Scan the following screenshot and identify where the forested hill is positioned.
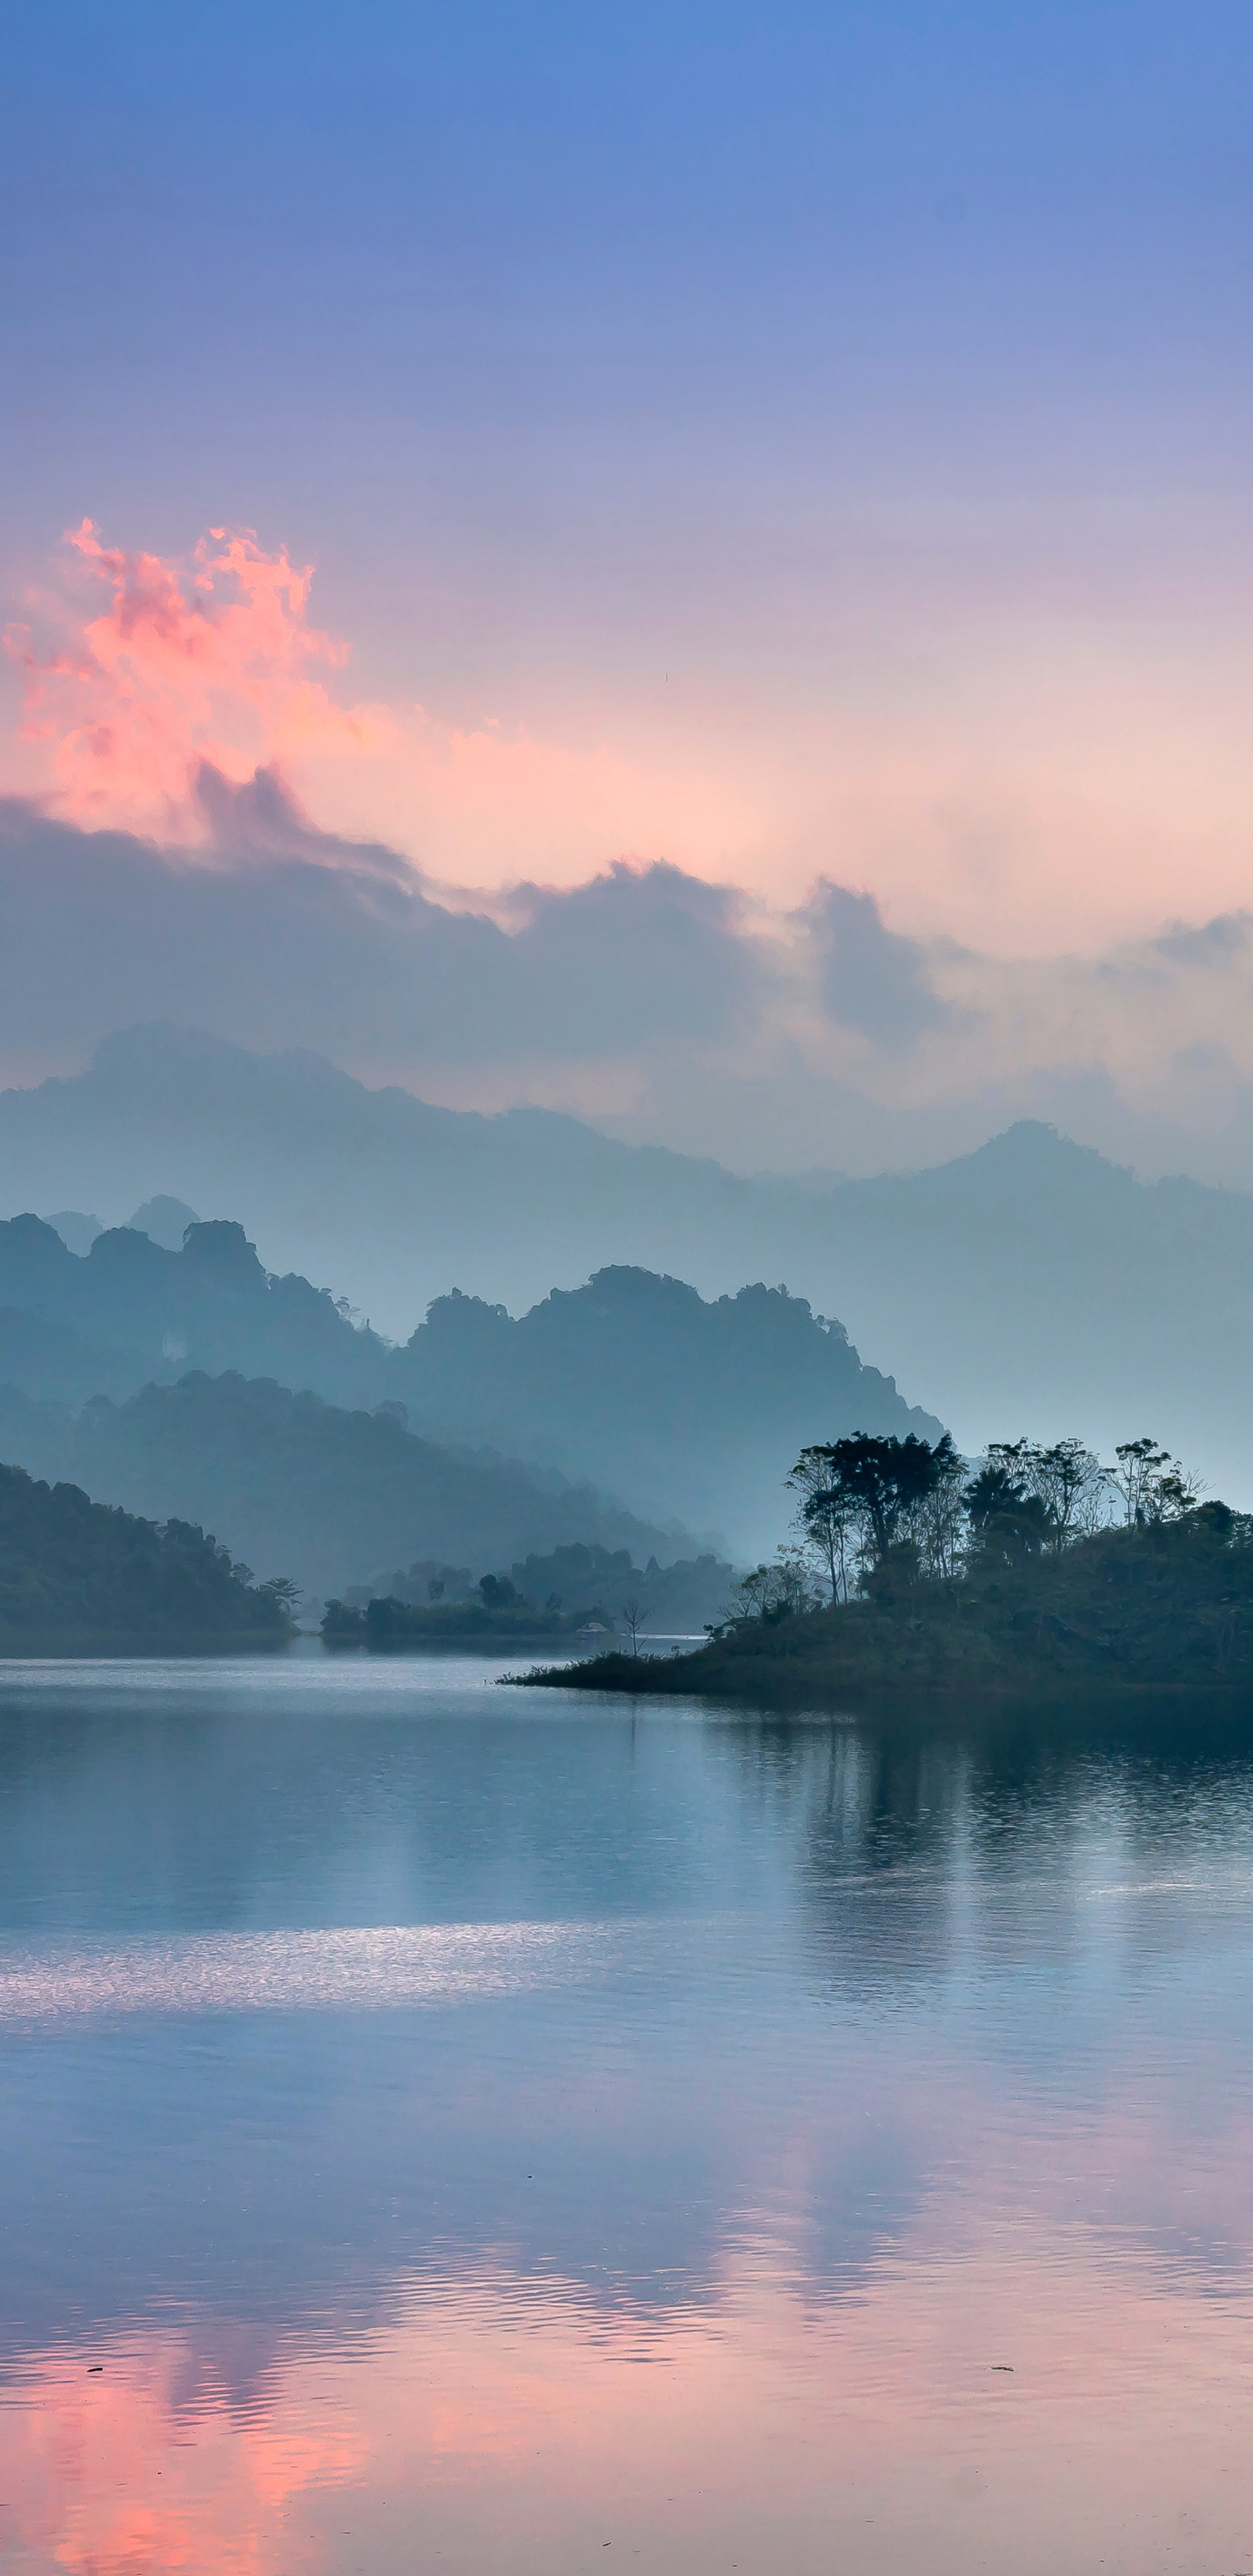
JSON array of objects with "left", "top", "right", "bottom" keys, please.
[
  {"left": 0, "top": 1221, "right": 938, "bottom": 1557},
  {"left": 0, "top": 1213, "right": 386, "bottom": 1407},
  {"left": 390, "top": 1270, "right": 940, "bottom": 1551},
  {"left": 0, "top": 1463, "right": 294, "bottom": 1648},
  {"left": 0, "top": 1373, "right": 690, "bottom": 1610}
]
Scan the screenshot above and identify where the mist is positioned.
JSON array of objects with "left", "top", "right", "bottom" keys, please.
[
  {"left": 0, "top": 784, "right": 1250, "bottom": 1592},
  {"left": 5, "top": 788, "right": 1253, "bottom": 1191}
]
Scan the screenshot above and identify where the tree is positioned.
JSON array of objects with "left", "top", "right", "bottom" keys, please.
[
  {"left": 730, "top": 1548, "right": 822, "bottom": 1624},
  {"left": 968, "top": 1488, "right": 1052, "bottom": 1563},
  {"left": 790, "top": 1432, "right": 960, "bottom": 1577},
  {"left": 910, "top": 1438, "right": 969, "bottom": 1580},
  {"left": 1112, "top": 1439, "right": 1197, "bottom": 1527},
  {"left": 962, "top": 1446, "right": 1033, "bottom": 1529},
  {"left": 787, "top": 1447, "right": 859, "bottom": 1603},
  {"left": 258, "top": 1574, "right": 302, "bottom": 1614},
  {"left": 621, "top": 1594, "right": 649, "bottom": 1657},
  {"left": 962, "top": 1444, "right": 1053, "bottom": 1561},
  {"left": 1033, "top": 1438, "right": 1107, "bottom": 1549},
  {"left": 964, "top": 1437, "right": 1106, "bottom": 1559}
]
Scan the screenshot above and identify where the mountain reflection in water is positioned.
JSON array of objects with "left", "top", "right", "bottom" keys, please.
[{"left": 2, "top": 1653, "right": 1252, "bottom": 2575}]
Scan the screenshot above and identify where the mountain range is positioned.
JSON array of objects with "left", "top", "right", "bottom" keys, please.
[
  {"left": 0, "top": 1376, "right": 691, "bottom": 1611},
  {"left": 0, "top": 1215, "right": 935, "bottom": 1560},
  {"left": 0, "top": 1022, "right": 1250, "bottom": 1503}
]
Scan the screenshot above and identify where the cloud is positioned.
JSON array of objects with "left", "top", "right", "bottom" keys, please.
[
  {"left": 1153, "top": 913, "right": 1249, "bottom": 969},
  {"left": 0, "top": 794, "right": 767, "bottom": 1085},
  {"left": 5, "top": 787, "right": 1253, "bottom": 1195},
  {"left": 805, "top": 880, "right": 954, "bottom": 1049},
  {"left": 4, "top": 522, "right": 394, "bottom": 836},
  {"left": 4, "top": 518, "right": 1253, "bottom": 1191},
  {"left": 1, "top": 520, "right": 789, "bottom": 902},
  {"left": 10, "top": 519, "right": 1253, "bottom": 966},
  {"left": 500, "top": 862, "right": 763, "bottom": 1051}
]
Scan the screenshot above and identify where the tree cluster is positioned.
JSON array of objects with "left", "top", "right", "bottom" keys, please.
[{"left": 727, "top": 1428, "right": 1199, "bottom": 1624}]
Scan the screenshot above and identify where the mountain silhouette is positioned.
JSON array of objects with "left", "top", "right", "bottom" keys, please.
[
  {"left": 0, "top": 1217, "right": 935, "bottom": 1556},
  {"left": 0, "top": 1373, "right": 693, "bottom": 1610},
  {"left": 0, "top": 1024, "right": 1249, "bottom": 1500}
]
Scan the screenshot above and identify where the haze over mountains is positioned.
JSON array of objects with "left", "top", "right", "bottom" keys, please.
[
  {"left": 0, "top": 1210, "right": 933, "bottom": 1565},
  {"left": 1, "top": 1022, "right": 1250, "bottom": 1505},
  {"left": 0, "top": 1377, "right": 695, "bottom": 1612}
]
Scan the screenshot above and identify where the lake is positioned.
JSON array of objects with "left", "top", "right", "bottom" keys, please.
[{"left": 3, "top": 1649, "right": 1253, "bottom": 2573}]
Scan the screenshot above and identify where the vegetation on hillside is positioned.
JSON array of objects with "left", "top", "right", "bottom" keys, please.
[
  {"left": 390, "top": 1270, "right": 941, "bottom": 1545},
  {"left": 0, "top": 1213, "right": 387, "bottom": 1408},
  {"left": 526, "top": 1430, "right": 1253, "bottom": 1700},
  {"left": 0, "top": 1462, "right": 297, "bottom": 1647}
]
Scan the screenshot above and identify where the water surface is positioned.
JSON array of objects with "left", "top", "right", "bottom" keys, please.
[{"left": 3, "top": 1651, "right": 1253, "bottom": 2573}]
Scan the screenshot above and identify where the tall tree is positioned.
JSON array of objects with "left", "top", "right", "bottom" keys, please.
[
  {"left": 621, "top": 1594, "right": 649, "bottom": 1656},
  {"left": 787, "top": 1446, "right": 860, "bottom": 1602},
  {"left": 1033, "top": 1438, "right": 1107, "bottom": 1550},
  {"left": 1112, "top": 1438, "right": 1197, "bottom": 1526},
  {"left": 789, "top": 1432, "right": 959, "bottom": 1574}
]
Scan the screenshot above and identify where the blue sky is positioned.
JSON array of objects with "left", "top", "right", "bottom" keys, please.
[{"left": 3, "top": 1, "right": 1252, "bottom": 954}]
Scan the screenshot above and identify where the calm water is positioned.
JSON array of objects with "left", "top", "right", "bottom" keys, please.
[{"left": 3, "top": 1654, "right": 1253, "bottom": 2573}]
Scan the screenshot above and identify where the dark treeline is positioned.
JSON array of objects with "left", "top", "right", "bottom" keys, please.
[{"left": 750, "top": 1427, "right": 1196, "bottom": 1615}]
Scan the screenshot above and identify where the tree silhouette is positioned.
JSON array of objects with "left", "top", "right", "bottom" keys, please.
[
  {"left": 621, "top": 1594, "right": 649, "bottom": 1656},
  {"left": 791, "top": 1432, "right": 959, "bottom": 1572}
]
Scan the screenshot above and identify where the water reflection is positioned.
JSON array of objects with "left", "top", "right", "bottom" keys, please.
[{"left": 3, "top": 1660, "right": 1253, "bottom": 2572}]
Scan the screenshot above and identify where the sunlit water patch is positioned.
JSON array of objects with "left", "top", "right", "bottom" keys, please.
[{"left": 0, "top": 1921, "right": 626, "bottom": 2021}]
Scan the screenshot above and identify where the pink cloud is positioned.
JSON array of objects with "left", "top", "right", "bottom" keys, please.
[
  {"left": 4, "top": 521, "right": 394, "bottom": 837},
  {"left": 8, "top": 518, "right": 1253, "bottom": 963}
]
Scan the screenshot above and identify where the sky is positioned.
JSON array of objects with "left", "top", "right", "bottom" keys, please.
[{"left": 2, "top": 1, "right": 1253, "bottom": 1173}]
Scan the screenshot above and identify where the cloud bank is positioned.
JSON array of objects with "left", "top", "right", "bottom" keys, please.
[
  {"left": 2, "top": 775, "right": 1253, "bottom": 1189},
  {"left": 3, "top": 522, "right": 763, "bottom": 906},
  {"left": 4, "top": 519, "right": 1253, "bottom": 1189},
  {"left": 8, "top": 520, "right": 1253, "bottom": 963}
]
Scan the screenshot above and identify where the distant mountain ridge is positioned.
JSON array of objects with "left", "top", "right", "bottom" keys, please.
[
  {"left": 0, "top": 1218, "right": 936, "bottom": 1555},
  {"left": 0, "top": 1213, "right": 385, "bottom": 1408},
  {"left": 389, "top": 1268, "right": 937, "bottom": 1545},
  {"left": 0, "top": 1023, "right": 1250, "bottom": 1503},
  {"left": 0, "top": 1023, "right": 790, "bottom": 1336},
  {"left": 0, "top": 1375, "right": 692, "bottom": 1609}
]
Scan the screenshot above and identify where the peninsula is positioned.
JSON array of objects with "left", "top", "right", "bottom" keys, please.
[{"left": 521, "top": 1433, "right": 1253, "bottom": 1705}]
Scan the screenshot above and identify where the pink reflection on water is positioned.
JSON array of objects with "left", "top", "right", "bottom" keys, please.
[{"left": 5, "top": 2233, "right": 1253, "bottom": 2576}]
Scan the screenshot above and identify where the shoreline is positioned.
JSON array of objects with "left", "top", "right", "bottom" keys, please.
[{"left": 509, "top": 1644, "right": 1253, "bottom": 1721}]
